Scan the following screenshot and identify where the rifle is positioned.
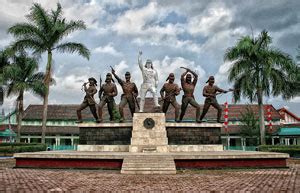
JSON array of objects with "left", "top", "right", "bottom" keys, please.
[
  {"left": 180, "top": 67, "right": 189, "bottom": 71},
  {"left": 215, "top": 88, "right": 235, "bottom": 96},
  {"left": 159, "top": 88, "right": 182, "bottom": 102},
  {"left": 98, "top": 75, "right": 102, "bottom": 100},
  {"left": 110, "top": 65, "right": 115, "bottom": 72}
]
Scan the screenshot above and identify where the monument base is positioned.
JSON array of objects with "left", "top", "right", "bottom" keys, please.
[
  {"left": 77, "top": 145, "right": 223, "bottom": 152},
  {"left": 14, "top": 151, "right": 289, "bottom": 170},
  {"left": 15, "top": 113, "right": 288, "bottom": 173}
]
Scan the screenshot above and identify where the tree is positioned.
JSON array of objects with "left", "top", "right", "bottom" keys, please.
[
  {"left": 224, "top": 30, "right": 298, "bottom": 145},
  {"left": 240, "top": 106, "right": 260, "bottom": 146},
  {"left": 8, "top": 3, "right": 90, "bottom": 143},
  {"left": 0, "top": 49, "right": 11, "bottom": 105},
  {"left": 3, "top": 51, "right": 45, "bottom": 142}
]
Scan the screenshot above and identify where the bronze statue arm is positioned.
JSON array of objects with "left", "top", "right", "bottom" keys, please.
[
  {"left": 111, "top": 84, "right": 118, "bottom": 97},
  {"left": 216, "top": 86, "right": 227, "bottom": 93},
  {"left": 189, "top": 69, "right": 198, "bottom": 85},
  {"left": 203, "top": 87, "right": 214, "bottom": 97},
  {"left": 112, "top": 71, "right": 123, "bottom": 86},
  {"left": 175, "top": 85, "right": 181, "bottom": 95},
  {"left": 133, "top": 83, "right": 139, "bottom": 97},
  {"left": 181, "top": 71, "right": 188, "bottom": 86},
  {"left": 160, "top": 85, "right": 165, "bottom": 99},
  {"left": 87, "top": 87, "right": 97, "bottom": 96}
]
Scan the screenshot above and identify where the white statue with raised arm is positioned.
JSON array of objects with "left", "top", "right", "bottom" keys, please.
[{"left": 138, "top": 51, "right": 160, "bottom": 112}]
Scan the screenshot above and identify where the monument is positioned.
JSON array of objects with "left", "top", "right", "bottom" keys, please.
[
  {"left": 13, "top": 61, "right": 289, "bottom": 174},
  {"left": 111, "top": 67, "right": 139, "bottom": 122},
  {"left": 178, "top": 67, "right": 201, "bottom": 122},
  {"left": 76, "top": 77, "right": 100, "bottom": 123},
  {"left": 98, "top": 73, "right": 118, "bottom": 122},
  {"left": 199, "top": 76, "right": 229, "bottom": 123},
  {"left": 138, "top": 51, "right": 160, "bottom": 112},
  {"left": 160, "top": 73, "right": 181, "bottom": 122}
]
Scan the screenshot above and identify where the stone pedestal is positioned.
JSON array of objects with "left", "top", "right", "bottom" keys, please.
[{"left": 129, "top": 113, "right": 169, "bottom": 153}]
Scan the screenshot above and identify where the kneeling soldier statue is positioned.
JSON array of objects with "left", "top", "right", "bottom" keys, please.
[
  {"left": 111, "top": 67, "right": 138, "bottom": 122},
  {"left": 199, "top": 76, "right": 228, "bottom": 123},
  {"left": 98, "top": 73, "right": 118, "bottom": 122},
  {"left": 76, "top": 77, "right": 100, "bottom": 123},
  {"left": 160, "top": 73, "right": 181, "bottom": 122}
]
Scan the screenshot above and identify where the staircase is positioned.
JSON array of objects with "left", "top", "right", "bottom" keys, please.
[{"left": 121, "top": 155, "right": 176, "bottom": 174}]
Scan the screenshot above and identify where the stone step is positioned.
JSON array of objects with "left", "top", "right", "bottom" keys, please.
[
  {"left": 122, "top": 162, "right": 174, "bottom": 166},
  {"left": 121, "top": 155, "right": 176, "bottom": 174},
  {"left": 121, "top": 170, "right": 177, "bottom": 175},
  {"left": 122, "top": 167, "right": 175, "bottom": 171}
]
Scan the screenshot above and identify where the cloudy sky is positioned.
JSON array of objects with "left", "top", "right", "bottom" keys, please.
[{"left": 1, "top": 0, "right": 300, "bottom": 116}]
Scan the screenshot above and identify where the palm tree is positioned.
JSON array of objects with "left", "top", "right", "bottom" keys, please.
[
  {"left": 8, "top": 3, "right": 90, "bottom": 143},
  {"left": 224, "top": 30, "right": 298, "bottom": 145},
  {"left": 0, "top": 49, "right": 11, "bottom": 105},
  {"left": 3, "top": 51, "right": 45, "bottom": 143}
]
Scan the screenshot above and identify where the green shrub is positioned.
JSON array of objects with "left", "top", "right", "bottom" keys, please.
[
  {"left": 258, "top": 145, "right": 300, "bottom": 157},
  {"left": 0, "top": 143, "right": 47, "bottom": 154}
]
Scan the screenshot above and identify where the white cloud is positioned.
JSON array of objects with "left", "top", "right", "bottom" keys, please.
[
  {"left": 188, "top": 5, "right": 232, "bottom": 36},
  {"left": 155, "top": 56, "right": 206, "bottom": 81},
  {"left": 112, "top": 2, "right": 160, "bottom": 35},
  {"left": 93, "top": 43, "right": 123, "bottom": 56},
  {"left": 214, "top": 60, "right": 235, "bottom": 86},
  {"left": 113, "top": 60, "right": 129, "bottom": 73},
  {"left": 290, "top": 97, "right": 300, "bottom": 103}
]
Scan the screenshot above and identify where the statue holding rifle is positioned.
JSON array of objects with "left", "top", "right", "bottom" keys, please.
[
  {"left": 199, "top": 76, "right": 231, "bottom": 123},
  {"left": 138, "top": 51, "right": 160, "bottom": 112},
  {"left": 160, "top": 73, "right": 181, "bottom": 122},
  {"left": 111, "top": 66, "right": 139, "bottom": 122},
  {"left": 98, "top": 73, "right": 118, "bottom": 122},
  {"left": 76, "top": 77, "right": 100, "bottom": 123}
]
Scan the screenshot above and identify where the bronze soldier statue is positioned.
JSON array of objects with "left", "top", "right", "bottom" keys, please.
[
  {"left": 111, "top": 67, "right": 138, "bottom": 122},
  {"left": 76, "top": 77, "right": 100, "bottom": 123},
  {"left": 98, "top": 73, "right": 118, "bottom": 122},
  {"left": 199, "top": 76, "right": 228, "bottom": 123},
  {"left": 178, "top": 68, "right": 201, "bottom": 122},
  {"left": 160, "top": 73, "right": 181, "bottom": 122}
]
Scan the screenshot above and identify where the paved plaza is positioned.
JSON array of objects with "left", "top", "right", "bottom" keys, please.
[{"left": 0, "top": 158, "right": 299, "bottom": 192}]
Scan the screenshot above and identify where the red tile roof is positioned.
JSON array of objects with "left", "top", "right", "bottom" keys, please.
[
  {"left": 10, "top": 125, "right": 78, "bottom": 135},
  {"left": 277, "top": 108, "right": 300, "bottom": 121}
]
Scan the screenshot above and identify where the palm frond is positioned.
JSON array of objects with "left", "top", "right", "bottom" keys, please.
[
  {"left": 60, "top": 20, "right": 86, "bottom": 38},
  {"left": 54, "top": 42, "right": 90, "bottom": 59},
  {"left": 8, "top": 23, "right": 47, "bottom": 42},
  {"left": 26, "top": 3, "right": 50, "bottom": 33},
  {"left": 228, "top": 59, "right": 253, "bottom": 82},
  {"left": 10, "top": 39, "right": 45, "bottom": 56},
  {"left": 51, "top": 3, "right": 63, "bottom": 24}
]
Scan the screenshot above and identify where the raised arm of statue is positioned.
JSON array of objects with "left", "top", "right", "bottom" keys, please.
[
  {"left": 191, "top": 70, "right": 198, "bottom": 85},
  {"left": 181, "top": 71, "right": 188, "bottom": 87},
  {"left": 138, "top": 51, "right": 143, "bottom": 71},
  {"left": 111, "top": 68, "right": 123, "bottom": 86}
]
